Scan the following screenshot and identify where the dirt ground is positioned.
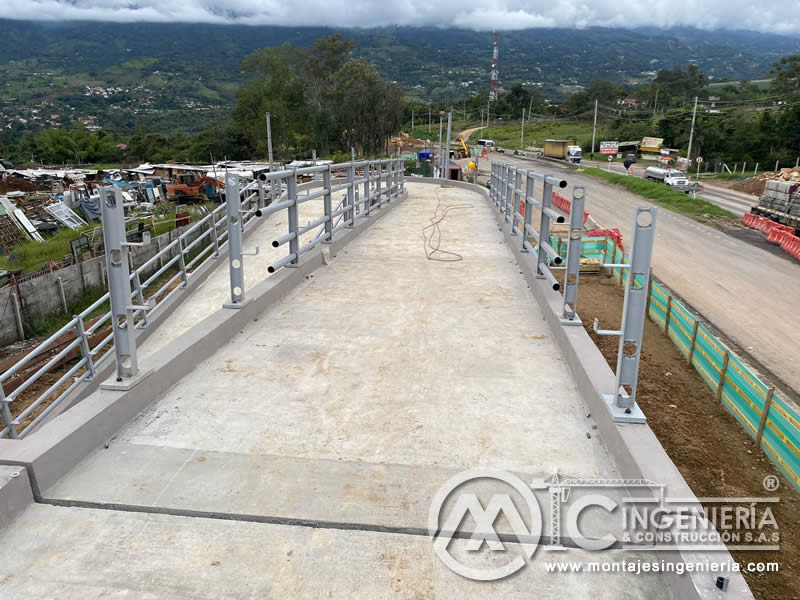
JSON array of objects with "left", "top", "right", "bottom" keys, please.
[{"left": 577, "top": 274, "right": 798, "bottom": 600}]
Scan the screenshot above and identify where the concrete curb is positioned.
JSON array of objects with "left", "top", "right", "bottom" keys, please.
[
  {"left": 415, "top": 176, "right": 753, "bottom": 600},
  {"left": 0, "top": 191, "right": 406, "bottom": 498},
  {"left": 0, "top": 466, "right": 33, "bottom": 530}
]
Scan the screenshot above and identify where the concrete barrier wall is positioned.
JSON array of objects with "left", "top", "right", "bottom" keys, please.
[{"left": 0, "top": 223, "right": 205, "bottom": 345}]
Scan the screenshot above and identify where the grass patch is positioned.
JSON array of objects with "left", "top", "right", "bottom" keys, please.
[
  {"left": 579, "top": 167, "right": 734, "bottom": 219},
  {"left": 23, "top": 284, "right": 110, "bottom": 339},
  {"left": 467, "top": 120, "right": 606, "bottom": 150},
  {"left": 0, "top": 228, "right": 92, "bottom": 272},
  {"left": 689, "top": 172, "right": 749, "bottom": 181}
]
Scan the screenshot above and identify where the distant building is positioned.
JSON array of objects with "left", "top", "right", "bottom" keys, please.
[{"left": 617, "top": 98, "right": 639, "bottom": 110}]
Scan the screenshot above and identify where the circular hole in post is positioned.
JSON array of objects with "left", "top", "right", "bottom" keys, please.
[
  {"left": 110, "top": 249, "right": 122, "bottom": 266},
  {"left": 259, "top": 174, "right": 267, "bottom": 181},
  {"left": 570, "top": 228, "right": 581, "bottom": 240},
  {"left": 623, "top": 342, "right": 638, "bottom": 357},
  {"left": 230, "top": 216, "right": 239, "bottom": 225},
  {"left": 574, "top": 187, "right": 585, "bottom": 200},
  {"left": 231, "top": 259, "right": 241, "bottom": 269},
  {"left": 567, "top": 274, "right": 578, "bottom": 285},
  {"left": 233, "top": 286, "right": 242, "bottom": 296},
  {"left": 637, "top": 210, "right": 653, "bottom": 227},
  {"left": 120, "top": 356, "right": 131, "bottom": 369}
]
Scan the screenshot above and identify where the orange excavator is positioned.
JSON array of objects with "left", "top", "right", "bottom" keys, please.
[{"left": 166, "top": 175, "right": 224, "bottom": 201}]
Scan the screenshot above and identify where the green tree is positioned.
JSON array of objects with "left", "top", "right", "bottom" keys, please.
[{"left": 771, "top": 56, "right": 800, "bottom": 94}]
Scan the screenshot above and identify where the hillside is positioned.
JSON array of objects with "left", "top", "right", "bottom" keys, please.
[{"left": 1, "top": 20, "right": 799, "bottom": 138}]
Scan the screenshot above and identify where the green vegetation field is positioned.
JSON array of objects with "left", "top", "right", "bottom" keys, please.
[
  {"left": 461, "top": 120, "right": 606, "bottom": 150},
  {"left": 579, "top": 167, "right": 733, "bottom": 220}
]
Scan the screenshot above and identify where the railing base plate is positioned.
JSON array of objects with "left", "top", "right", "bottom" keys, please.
[
  {"left": 100, "top": 369, "right": 153, "bottom": 392},
  {"left": 602, "top": 394, "right": 647, "bottom": 424},
  {"left": 560, "top": 315, "right": 583, "bottom": 327}
]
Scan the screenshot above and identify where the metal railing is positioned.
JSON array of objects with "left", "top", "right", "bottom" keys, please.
[
  {"left": 261, "top": 158, "right": 404, "bottom": 278},
  {"left": 0, "top": 157, "right": 406, "bottom": 439},
  {"left": 0, "top": 172, "right": 265, "bottom": 438},
  {"left": 491, "top": 160, "right": 656, "bottom": 423}
]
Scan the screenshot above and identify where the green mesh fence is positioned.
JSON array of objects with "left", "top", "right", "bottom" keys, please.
[
  {"left": 647, "top": 264, "right": 800, "bottom": 491},
  {"left": 555, "top": 235, "right": 800, "bottom": 490}
]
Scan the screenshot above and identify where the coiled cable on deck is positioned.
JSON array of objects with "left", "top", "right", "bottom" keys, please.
[{"left": 422, "top": 192, "right": 472, "bottom": 262}]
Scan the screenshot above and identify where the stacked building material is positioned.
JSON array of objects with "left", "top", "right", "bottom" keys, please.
[{"left": 750, "top": 179, "right": 800, "bottom": 230}]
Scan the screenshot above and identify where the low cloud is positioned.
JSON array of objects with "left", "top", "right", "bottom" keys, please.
[{"left": 1, "top": 0, "right": 799, "bottom": 34}]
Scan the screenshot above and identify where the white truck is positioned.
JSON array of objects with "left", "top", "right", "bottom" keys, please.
[{"left": 645, "top": 166, "right": 692, "bottom": 192}]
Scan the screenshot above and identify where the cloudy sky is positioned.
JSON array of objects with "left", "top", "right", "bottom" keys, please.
[{"left": 1, "top": 0, "right": 797, "bottom": 34}]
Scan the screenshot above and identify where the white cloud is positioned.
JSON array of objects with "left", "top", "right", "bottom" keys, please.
[{"left": 1, "top": 0, "right": 799, "bottom": 34}]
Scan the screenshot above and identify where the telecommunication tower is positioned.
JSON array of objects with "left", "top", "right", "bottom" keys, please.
[{"left": 489, "top": 32, "right": 500, "bottom": 102}]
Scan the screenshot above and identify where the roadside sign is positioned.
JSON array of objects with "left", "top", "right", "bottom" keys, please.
[
  {"left": 608, "top": 156, "right": 612, "bottom": 162},
  {"left": 600, "top": 141, "right": 618, "bottom": 155},
  {"left": 696, "top": 156, "right": 703, "bottom": 164}
]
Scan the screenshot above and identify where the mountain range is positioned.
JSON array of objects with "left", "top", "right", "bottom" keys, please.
[{"left": 1, "top": 20, "right": 799, "bottom": 136}]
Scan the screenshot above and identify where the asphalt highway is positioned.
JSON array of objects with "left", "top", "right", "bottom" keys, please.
[{"left": 480, "top": 153, "right": 800, "bottom": 398}]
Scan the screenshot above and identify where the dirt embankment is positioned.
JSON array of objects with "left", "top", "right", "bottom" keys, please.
[
  {"left": 0, "top": 177, "right": 46, "bottom": 194},
  {"left": 578, "top": 274, "right": 798, "bottom": 600}
]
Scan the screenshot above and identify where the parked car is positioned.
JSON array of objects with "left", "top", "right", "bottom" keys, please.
[{"left": 496, "top": 147, "right": 505, "bottom": 153}]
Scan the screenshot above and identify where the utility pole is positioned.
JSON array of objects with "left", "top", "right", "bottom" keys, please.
[
  {"left": 591, "top": 98, "right": 597, "bottom": 158},
  {"left": 464, "top": 99, "right": 467, "bottom": 121},
  {"left": 266, "top": 112, "right": 274, "bottom": 167},
  {"left": 266, "top": 111, "right": 275, "bottom": 201},
  {"left": 686, "top": 96, "right": 698, "bottom": 168},
  {"left": 520, "top": 108, "right": 525, "bottom": 149},
  {"left": 411, "top": 109, "right": 414, "bottom": 135},
  {"left": 653, "top": 87, "right": 659, "bottom": 116},
  {"left": 487, "top": 99, "right": 490, "bottom": 127},
  {"left": 428, "top": 105, "right": 431, "bottom": 134},
  {"left": 445, "top": 111, "right": 452, "bottom": 179},
  {"left": 438, "top": 113, "right": 444, "bottom": 177}
]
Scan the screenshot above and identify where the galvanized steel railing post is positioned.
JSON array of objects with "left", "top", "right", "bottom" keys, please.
[
  {"left": 561, "top": 186, "right": 586, "bottom": 325},
  {"left": 593, "top": 207, "right": 656, "bottom": 423},
  {"left": 210, "top": 212, "right": 220, "bottom": 258},
  {"left": 176, "top": 237, "right": 188, "bottom": 288},
  {"left": 536, "top": 180, "right": 554, "bottom": 278},
  {"left": 398, "top": 157, "right": 405, "bottom": 194},
  {"left": 504, "top": 166, "right": 512, "bottom": 222},
  {"left": 376, "top": 162, "right": 383, "bottom": 206},
  {"left": 323, "top": 165, "right": 333, "bottom": 242},
  {"left": 75, "top": 315, "right": 96, "bottom": 380},
  {"left": 364, "top": 163, "right": 372, "bottom": 216},
  {"left": 522, "top": 173, "right": 534, "bottom": 252},
  {"left": 133, "top": 269, "right": 148, "bottom": 327},
  {"left": 224, "top": 172, "right": 245, "bottom": 307},
  {"left": 287, "top": 170, "right": 300, "bottom": 263},
  {"left": 386, "top": 159, "right": 393, "bottom": 201},
  {"left": 0, "top": 385, "right": 17, "bottom": 439},
  {"left": 494, "top": 164, "right": 500, "bottom": 207},
  {"left": 100, "top": 186, "right": 148, "bottom": 389},
  {"left": 347, "top": 163, "right": 356, "bottom": 226},
  {"left": 511, "top": 168, "right": 522, "bottom": 235},
  {"left": 257, "top": 176, "right": 266, "bottom": 209}
]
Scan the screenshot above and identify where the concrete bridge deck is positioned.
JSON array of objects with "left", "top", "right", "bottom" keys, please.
[{"left": 0, "top": 182, "right": 712, "bottom": 598}]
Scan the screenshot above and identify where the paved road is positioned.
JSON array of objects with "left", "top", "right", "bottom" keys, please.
[
  {"left": 581, "top": 159, "right": 756, "bottom": 217},
  {"left": 485, "top": 154, "right": 800, "bottom": 397}
]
